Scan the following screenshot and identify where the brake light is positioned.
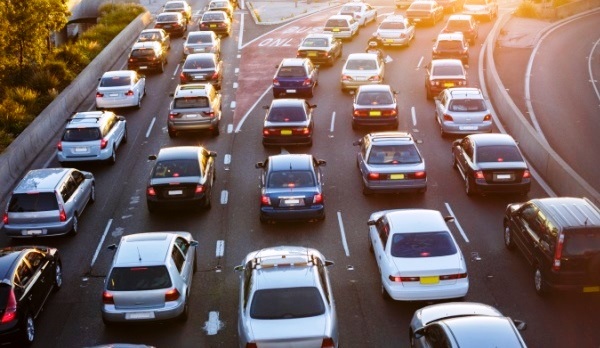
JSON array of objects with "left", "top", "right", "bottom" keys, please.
[
  {"left": 368, "top": 173, "right": 380, "bottom": 180},
  {"left": 313, "top": 193, "right": 323, "bottom": 204},
  {"left": 165, "top": 288, "right": 180, "bottom": 301},
  {"left": 298, "top": 127, "right": 310, "bottom": 135},
  {"left": 552, "top": 234, "right": 564, "bottom": 271},
  {"left": 147, "top": 187, "right": 156, "bottom": 196},
  {"left": 125, "top": 90, "right": 134, "bottom": 97},
  {"left": 211, "top": 72, "right": 219, "bottom": 80},
  {"left": 440, "top": 273, "right": 468, "bottom": 280},
  {"left": 389, "top": 275, "right": 419, "bottom": 282},
  {"left": 96, "top": 92, "right": 104, "bottom": 98},
  {"left": 322, "top": 338, "right": 335, "bottom": 348},
  {"left": 483, "top": 114, "right": 492, "bottom": 121},
  {"left": 59, "top": 204, "right": 67, "bottom": 222},
  {"left": 368, "top": 75, "right": 381, "bottom": 82},
  {"left": 341, "top": 75, "right": 351, "bottom": 81},
  {"left": 180, "top": 73, "right": 187, "bottom": 82},
  {"left": 302, "top": 78, "right": 312, "bottom": 86},
  {"left": 1, "top": 289, "right": 17, "bottom": 323},
  {"left": 57, "top": 141, "right": 63, "bottom": 151},
  {"left": 202, "top": 111, "right": 215, "bottom": 118},
  {"left": 522, "top": 170, "right": 531, "bottom": 178},
  {"left": 245, "top": 344, "right": 258, "bottom": 348},
  {"left": 100, "top": 138, "right": 108, "bottom": 149},
  {"left": 273, "top": 78, "right": 280, "bottom": 86},
  {"left": 2, "top": 212, "right": 7, "bottom": 225},
  {"left": 169, "top": 112, "right": 180, "bottom": 119},
  {"left": 459, "top": 80, "right": 467, "bottom": 86},
  {"left": 261, "top": 195, "right": 271, "bottom": 206},
  {"left": 474, "top": 171, "right": 484, "bottom": 179},
  {"left": 443, "top": 114, "right": 453, "bottom": 121},
  {"left": 413, "top": 171, "right": 426, "bottom": 179},
  {"left": 353, "top": 110, "right": 367, "bottom": 117},
  {"left": 102, "top": 291, "right": 114, "bottom": 305},
  {"left": 195, "top": 185, "right": 205, "bottom": 193}
]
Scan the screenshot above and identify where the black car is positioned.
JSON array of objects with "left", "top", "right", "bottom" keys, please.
[
  {"left": 146, "top": 146, "right": 217, "bottom": 212},
  {"left": 296, "top": 33, "right": 343, "bottom": 66},
  {"left": 0, "top": 246, "right": 62, "bottom": 346},
  {"left": 256, "top": 154, "right": 326, "bottom": 223},
  {"left": 199, "top": 10, "right": 232, "bottom": 36},
  {"left": 432, "top": 32, "right": 470, "bottom": 65},
  {"left": 425, "top": 59, "right": 467, "bottom": 100},
  {"left": 262, "top": 98, "right": 315, "bottom": 147},
  {"left": 180, "top": 53, "right": 223, "bottom": 89},
  {"left": 154, "top": 12, "right": 187, "bottom": 37},
  {"left": 352, "top": 84, "right": 398, "bottom": 129},
  {"left": 452, "top": 133, "right": 531, "bottom": 196},
  {"left": 128, "top": 41, "right": 169, "bottom": 73}
]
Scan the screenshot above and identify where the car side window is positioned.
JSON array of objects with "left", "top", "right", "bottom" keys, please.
[
  {"left": 174, "top": 237, "right": 190, "bottom": 256},
  {"left": 61, "top": 176, "right": 77, "bottom": 202},
  {"left": 71, "top": 170, "right": 84, "bottom": 187},
  {"left": 15, "top": 261, "right": 34, "bottom": 287},
  {"left": 171, "top": 246, "right": 185, "bottom": 273},
  {"left": 316, "top": 258, "right": 331, "bottom": 304},
  {"left": 519, "top": 204, "right": 542, "bottom": 239},
  {"left": 242, "top": 262, "right": 253, "bottom": 308},
  {"left": 426, "top": 324, "right": 451, "bottom": 348},
  {"left": 200, "top": 151, "right": 209, "bottom": 175},
  {"left": 376, "top": 218, "right": 390, "bottom": 247},
  {"left": 25, "top": 251, "right": 45, "bottom": 274}
]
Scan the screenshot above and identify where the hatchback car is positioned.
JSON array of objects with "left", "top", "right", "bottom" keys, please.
[
  {"left": 183, "top": 31, "right": 221, "bottom": 57},
  {"left": 354, "top": 132, "right": 426, "bottom": 194},
  {"left": 434, "top": 87, "right": 492, "bottom": 136},
  {"left": 96, "top": 70, "right": 146, "bottom": 109},
  {"left": 2, "top": 168, "right": 95, "bottom": 237},
  {"left": 163, "top": 0, "right": 192, "bottom": 23},
  {"left": 425, "top": 59, "right": 467, "bottom": 99},
  {"left": 432, "top": 32, "right": 470, "bottom": 65},
  {"left": 452, "top": 133, "right": 531, "bottom": 196},
  {"left": 337, "top": 2, "right": 377, "bottom": 26},
  {"left": 0, "top": 246, "right": 62, "bottom": 345},
  {"left": 199, "top": 10, "right": 232, "bottom": 36},
  {"left": 208, "top": 0, "right": 234, "bottom": 18},
  {"left": 406, "top": 0, "right": 444, "bottom": 26},
  {"left": 273, "top": 58, "right": 319, "bottom": 98},
  {"left": 341, "top": 53, "right": 385, "bottom": 92},
  {"left": 154, "top": 12, "right": 187, "bottom": 37},
  {"left": 368, "top": 209, "right": 469, "bottom": 301},
  {"left": 352, "top": 84, "right": 398, "bottom": 129},
  {"left": 180, "top": 53, "right": 223, "bottom": 89},
  {"left": 374, "top": 15, "right": 415, "bottom": 47},
  {"left": 296, "top": 33, "right": 343, "bottom": 66},
  {"left": 256, "top": 154, "right": 326, "bottom": 223},
  {"left": 146, "top": 146, "right": 217, "bottom": 212},
  {"left": 57, "top": 111, "right": 127, "bottom": 165},
  {"left": 136, "top": 28, "right": 171, "bottom": 51},
  {"left": 409, "top": 302, "right": 527, "bottom": 348},
  {"left": 262, "top": 98, "right": 315, "bottom": 146},
  {"left": 462, "top": 0, "right": 498, "bottom": 21},
  {"left": 127, "top": 41, "right": 169, "bottom": 73},
  {"left": 442, "top": 14, "right": 479, "bottom": 44},
  {"left": 101, "top": 232, "right": 198, "bottom": 324},
  {"left": 322, "top": 15, "right": 359, "bottom": 40},
  {"left": 167, "top": 83, "right": 222, "bottom": 137},
  {"left": 235, "top": 246, "right": 338, "bottom": 348}
]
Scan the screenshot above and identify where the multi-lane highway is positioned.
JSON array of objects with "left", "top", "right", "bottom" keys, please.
[{"left": 3, "top": 1, "right": 599, "bottom": 347}]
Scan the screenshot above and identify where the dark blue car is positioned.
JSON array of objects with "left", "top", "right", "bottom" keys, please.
[{"left": 272, "top": 58, "right": 319, "bottom": 98}]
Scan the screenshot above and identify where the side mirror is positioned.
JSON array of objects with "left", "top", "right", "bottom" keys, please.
[
  {"left": 107, "top": 244, "right": 117, "bottom": 251},
  {"left": 413, "top": 327, "right": 426, "bottom": 339},
  {"left": 169, "top": 92, "right": 175, "bottom": 97},
  {"left": 190, "top": 240, "right": 199, "bottom": 247},
  {"left": 310, "top": 104, "right": 317, "bottom": 109},
  {"left": 148, "top": 155, "right": 157, "bottom": 161},
  {"left": 97, "top": 78, "right": 101, "bottom": 81},
  {"left": 352, "top": 139, "right": 363, "bottom": 146},
  {"left": 84, "top": 173, "right": 94, "bottom": 180},
  {"left": 139, "top": 74, "right": 146, "bottom": 79},
  {"left": 255, "top": 162, "right": 265, "bottom": 169},
  {"left": 367, "top": 220, "right": 376, "bottom": 226},
  {"left": 325, "top": 260, "right": 334, "bottom": 267},
  {"left": 234, "top": 265, "right": 244, "bottom": 272},
  {"left": 444, "top": 216, "right": 455, "bottom": 223},
  {"left": 118, "top": 116, "right": 126, "bottom": 121},
  {"left": 317, "top": 159, "right": 326, "bottom": 166},
  {"left": 209, "top": 151, "right": 218, "bottom": 157},
  {"left": 513, "top": 319, "right": 527, "bottom": 331}
]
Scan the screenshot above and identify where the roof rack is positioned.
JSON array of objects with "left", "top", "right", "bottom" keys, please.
[{"left": 252, "top": 253, "right": 315, "bottom": 269}]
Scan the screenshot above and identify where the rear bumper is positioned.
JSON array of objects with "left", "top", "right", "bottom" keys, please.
[
  {"left": 3, "top": 220, "right": 73, "bottom": 237},
  {"left": 474, "top": 179, "right": 531, "bottom": 194},
  {"left": 101, "top": 300, "right": 186, "bottom": 323},
  {"left": 353, "top": 116, "right": 398, "bottom": 127},
  {"left": 58, "top": 148, "right": 113, "bottom": 163},
  {"left": 263, "top": 135, "right": 312, "bottom": 146},
  {"left": 363, "top": 178, "right": 427, "bottom": 193},
  {"left": 385, "top": 277, "right": 469, "bottom": 301},
  {"left": 260, "top": 205, "right": 324, "bottom": 221}
]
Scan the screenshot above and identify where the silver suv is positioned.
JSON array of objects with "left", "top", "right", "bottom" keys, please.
[
  {"left": 57, "top": 111, "right": 127, "bottom": 165},
  {"left": 167, "top": 83, "right": 222, "bottom": 137},
  {"left": 2, "top": 168, "right": 95, "bottom": 238},
  {"left": 102, "top": 231, "right": 198, "bottom": 324},
  {"left": 235, "top": 246, "right": 338, "bottom": 347}
]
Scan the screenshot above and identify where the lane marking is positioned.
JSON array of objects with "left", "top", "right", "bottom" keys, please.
[
  {"left": 587, "top": 37, "right": 600, "bottom": 103},
  {"left": 224, "top": 154, "right": 231, "bottom": 165},
  {"left": 44, "top": 151, "right": 57, "bottom": 168},
  {"left": 91, "top": 219, "right": 113, "bottom": 268},
  {"left": 329, "top": 111, "right": 336, "bottom": 133},
  {"left": 146, "top": 117, "right": 156, "bottom": 138},
  {"left": 220, "top": 190, "right": 228, "bottom": 204},
  {"left": 411, "top": 106, "right": 417, "bottom": 126},
  {"left": 172, "top": 64, "right": 181, "bottom": 78},
  {"left": 230, "top": 101, "right": 236, "bottom": 109},
  {"left": 227, "top": 124, "right": 233, "bottom": 133},
  {"left": 203, "top": 311, "right": 223, "bottom": 335},
  {"left": 444, "top": 203, "right": 470, "bottom": 243},
  {"left": 233, "top": 82, "right": 238, "bottom": 89},
  {"left": 235, "top": 87, "right": 273, "bottom": 132},
  {"left": 416, "top": 56, "right": 424, "bottom": 69},
  {"left": 235, "top": 67, "right": 239, "bottom": 74},
  {"left": 216, "top": 240, "right": 225, "bottom": 257},
  {"left": 238, "top": 13, "right": 245, "bottom": 50},
  {"left": 337, "top": 211, "right": 350, "bottom": 256}
]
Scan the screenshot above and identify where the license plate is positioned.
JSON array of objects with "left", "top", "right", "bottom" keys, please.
[
  {"left": 333, "top": 28, "right": 340, "bottom": 32},
  {"left": 444, "top": 82, "right": 455, "bottom": 87},
  {"left": 169, "top": 190, "right": 183, "bottom": 195},
  {"left": 126, "top": 312, "right": 155, "bottom": 320},
  {"left": 210, "top": 24, "right": 217, "bottom": 28},
  {"left": 185, "top": 114, "right": 199, "bottom": 118},
  {"left": 26, "top": 230, "right": 43, "bottom": 236},
  {"left": 285, "top": 89, "right": 296, "bottom": 93},
  {"left": 494, "top": 174, "right": 513, "bottom": 181},
  {"left": 369, "top": 111, "right": 381, "bottom": 116},
  {"left": 308, "top": 52, "right": 317, "bottom": 57},
  {"left": 139, "top": 66, "right": 148, "bottom": 70},
  {"left": 164, "top": 25, "right": 171, "bottom": 28},
  {"left": 420, "top": 276, "right": 439, "bottom": 284},
  {"left": 390, "top": 174, "right": 405, "bottom": 180},
  {"left": 459, "top": 126, "right": 478, "bottom": 131},
  {"left": 280, "top": 130, "right": 292, "bottom": 135},
  {"left": 356, "top": 76, "right": 367, "bottom": 81},
  {"left": 109, "top": 93, "right": 119, "bottom": 97},
  {"left": 284, "top": 199, "right": 300, "bottom": 205},
  {"left": 74, "top": 147, "right": 88, "bottom": 153},
  {"left": 385, "top": 39, "right": 394, "bottom": 43},
  {"left": 193, "top": 75, "right": 205, "bottom": 80},
  {"left": 583, "top": 286, "right": 600, "bottom": 293}
]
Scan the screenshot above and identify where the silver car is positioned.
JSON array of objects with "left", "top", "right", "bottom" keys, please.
[
  {"left": 101, "top": 232, "right": 198, "bottom": 324},
  {"left": 409, "top": 302, "right": 527, "bottom": 347},
  {"left": 374, "top": 15, "right": 416, "bottom": 47},
  {"left": 235, "top": 246, "right": 338, "bottom": 348},
  {"left": 167, "top": 83, "right": 222, "bottom": 137},
  {"left": 95, "top": 70, "right": 146, "bottom": 110},
  {"left": 354, "top": 132, "right": 427, "bottom": 194},
  {"left": 434, "top": 87, "right": 492, "bottom": 136},
  {"left": 183, "top": 31, "right": 221, "bottom": 57},
  {"left": 2, "top": 168, "right": 95, "bottom": 238},
  {"left": 341, "top": 53, "right": 385, "bottom": 92}
]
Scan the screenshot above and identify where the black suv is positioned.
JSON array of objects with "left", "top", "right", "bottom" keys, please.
[
  {"left": 128, "top": 41, "right": 168, "bottom": 73},
  {"left": 503, "top": 197, "right": 600, "bottom": 295}
]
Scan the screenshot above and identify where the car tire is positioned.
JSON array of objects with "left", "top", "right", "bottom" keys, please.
[
  {"left": 136, "top": 93, "right": 143, "bottom": 109},
  {"left": 418, "top": 187, "right": 427, "bottom": 194},
  {"left": 362, "top": 186, "right": 372, "bottom": 195},
  {"left": 307, "top": 87, "right": 314, "bottom": 98},
  {"left": 21, "top": 312, "right": 35, "bottom": 346},
  {"left": 68, "top": 215, "right": 79, "bottom": 236},
  {"left": 534, "top": 267, "right": 548, "bottom": 295},
  {"left": 168, "top": 129, "right": 177, "bottom": 138},
  {"left": 504, "top": 225, "right": 515, "bottom": 250},
  {"left": 426, "top": 87, "right": 432, "bottom": 100},
  {"left": 108, "top": 147, "right": 116, "bottom": 165},
  {"left": 212, "top": 123, "right": 220, "bottom": 136},
  {"left": 440, "top": 124, "right": 446, "bottom": 138},
  {"left": 179, "top": 295, "right": 190, "bottom": 322},
  {"left": 465, "top": 176, "right": 475, "bottom": 196},
  {"left": 54, "top": 262, "right": 63, "bottom": 291},
  {"left": 259, "top": 215, "right": 269, "bottom": 224},
  {"left": 102, "top": 316, "right": 114, "bottom": 327},
  {"left": 89, "top": 183, "right": 96, "bottom": 204}
]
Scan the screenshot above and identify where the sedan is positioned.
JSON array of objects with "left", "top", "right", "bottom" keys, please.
[
  {"left": 199, "top": 10, "right": 232, "bottom": 36},
  {"left": 337, "top": 2, "right": 377, "bottom": 26},
  {"left": 368, "top": 209, "right": 469, "bottom": 301},
  {"left": 95, "top": 70, "right": 146, "bottom": 110},
  {"left": 163, "top": 0, "right": 193, "bottom": 23},
  {"left": 208, "top": 0, "right": 234, "bottom": 18},
  {"left": 434, "top": 87, "right": 492, "bottom": 136},
  {"left": 0, "top": 246, "right": 62, "bottom": 346},
  {"left": 146, "top": 146, "right": 217, "bottom": 212},
  {"left": 406, "top": 0, "right": 445, "bottom": 25},
  {"left": 262, "top": 98, "right": 315, "bottom": 147},
  {"left": 273, "top": 58, "right": 319, "bottom": 98},
  {"left": 154, "top": 12, "right": 187, "bottom": 37},
  {"left": 341, "top": 53, "right": 385, "bottom": 92},
  {"left": 256, "top": 154, "right": 326, "bottom": 223},
  {"left": 296, "top": 33, "right": 343, "bottom": 66},
  {"left": 180, "top": 53, "right": 223, "bottom": 89},
  {"left": 374, "top": 15, "right": 416, "bottom": 47},
  {"left": 183, "top": 31, "right": 221, "bottom": 57},
  {"left": 136, "top": 28, "right": 171, "bottom": 51},
  {"left": 425, "top": 59, "right": 467, "bottom": 100},
  {"left": 452, "top": 133, "right": 531, "bottom": 196},
  {"left": 352, "top": 84, "right": 398, "bottom": 129}
]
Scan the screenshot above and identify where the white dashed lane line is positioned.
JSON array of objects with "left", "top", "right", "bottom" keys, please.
[
  {"left": 337, "top": 211, "right": 350, "bottom": 257},
  {"left": 146, "top": 117, "right": 156, "bottom": 138},
  {"left": 444, "top": 202, "right": 470, "bottom": 243},
  {"left": 91, "top": 219, "right": 113, "bottom": 268}
]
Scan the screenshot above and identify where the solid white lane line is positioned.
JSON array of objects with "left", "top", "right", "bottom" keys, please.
[
  {"left": 411, "top": 106, "right": 417, "bottom": 126},
  {"left": 216, "top": 240, "right": 225, "bottom": 257},
  {"left": 146, "top": 117, "right": 156, "bottom": 138},
  {"left": 588, "top": 37, "right": 600, "bottom": 103},
  {"left": 91, "top": 219, "right": 113, "bottom": 268},
  {"left": 238, "top": 13, "right": 245, "bottom": 50},
  {"left": 337, "top": 211, "right": 350, "bottom": 256},
  {"left": 444, "top": 203, "right": 470, "bottom": 243},
  {"left": 172, "top": 64, "right": 181, "bottom": 78},
  {"left": 235, "top": 87, "right": 273, "bottom": 132},
  {"left": 44, "top": 151, "right": 57, "bottom": 169},
  {"left": 416, "top": 56, "right": 424, "bottom": 69},
  {"left": 330, "top": 111, "right": 336, "bottom": 132}
]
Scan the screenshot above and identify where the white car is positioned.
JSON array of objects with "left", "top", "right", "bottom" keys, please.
[
  {"left": 323, "top": 15, "right": 360, "bottom": 39},
  {"left": 368, "top": 209, "right": 469, "bottom": 301},
  {"left": 374, "top": 14, "right": 415, "bottom": 47},
  {"left": 95, "top": 70, "right": 146, "bottom": 110},
  {"left": 337, "top": 2, "right": 377, "bottom": 27},
  {"left": 340, "top": 53, "right": 385, "bottom": 92}
]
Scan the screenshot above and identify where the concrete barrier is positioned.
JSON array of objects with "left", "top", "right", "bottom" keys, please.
[
  {"left": 0, "top": 11, "right": 153, "bottom": 208},
  {"left": 485, "top": 13, "right": 600, "bottom": 205},
  {"left": 555, "top": 0, "right": 600, "bottom": 19}
]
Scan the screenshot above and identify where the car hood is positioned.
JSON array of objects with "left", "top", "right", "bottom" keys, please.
[
  {"left": 476, "top": 161, "right": 527, "bottom": 170},
  {"left": 249, "top": 316, "right": 328, "bottom": 342},
  {"left": 412, "top": 302, "right": 502, "bottom": 330},
  {"left": 390, "top": 254, "right": 463, "bottom": 276}
]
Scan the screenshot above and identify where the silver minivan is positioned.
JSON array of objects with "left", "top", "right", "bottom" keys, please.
[{"left": 2, "top": 168, "right": 95, "bottom": 238}]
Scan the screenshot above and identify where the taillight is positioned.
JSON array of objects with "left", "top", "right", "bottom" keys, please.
[
  {"left": 102, "top": 291, "right": 114, "bottom": 305},
  {"left": 273, "top": 78, "right": 280, "bottom": 86},
  {"left": 245, "top": 344, "right": 258, "bottom": 348},
  {"left": 413, "top": 171, "right": 426, "bottom": 179},
  {"left": 211, "top": 72, "right": 219, "bottom": 80},
  {"left": 440, "top": 273, "right": 468, "bottom": 280},
  {"left": 474, "top": 171, "right": 484, "bottom": 179},
  {"left": 459, "top": 80, "right": 467, "bottom": 86},
  {"left": 483, "top": 114, "right": 492, "bottom": 121},
  {"left": 389, "top": 275, "right": 419, "bottom": 282},
  {"left": 180, "top": 73, "right": 187, "bottom": 82},
  {"left": 313, "top": 193, "right": 323, "bottom": 204},
  {"left": 57, "top": 141, "right": 63, "bottom": 151},
  {"left": 552, "top": 234, "right": 564, "bottom": 271},
  {"left": 261, "top": 195, "right": 271, "bottom": 206},
  {"left": 368, "top": 75, "right": 381, "bottom": 82},
  {"left": 96, "top": 92, "right": 104, "bottom": 98},
  {"left": 296, "top": 127, "right": 310, "bottom": 135},
  {"left": 165, "top": 288, "right": 180, "bottom": 301},
  {"left": 2, "top": 212, "right": 7, "bottom": 225},
  {"left": 169, "top": 112, "right": 180, "bottom": 119},
  {"left": 147, "top": 187, "right": 156, "bottom": 196},
  {"left": 321, "top": 338, "right": 335, "bottom": 348},
  {"left": 195, "top": 185, "right": 205, "bottom": 193},
  {"left": 125, "top": 90, "right": 134, "bottom": 97},
  {"left": 443, "top": 114, "right": 453, "bottom": 121},
  {"left": 368, "top": 173, "right": 380, "bottom": 180},
  {"left": 522, "top": 170, "right": 531, "bottom": 178},
  {"left": 341, "top": 75, "right": 351, "bottom": 81},
  {"left": 100, "top": 138, "right": 108, "bottom": 149},
  {"left": 202, "top": 111, "right": 215, "bottom": 118},
  {"left": 59, "top": 204, "right": 67, "bottom": 222},
  {"left": 1, "top": 289, "right": 17, "bottom": 323},
  {"left": 263, "top": 129, "right": 270, "bottom": 135},
  {"left": 302, "top": 78, "right": 312, "bottom": 86}
]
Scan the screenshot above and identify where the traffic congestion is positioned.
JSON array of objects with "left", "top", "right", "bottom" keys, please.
[{"left": 0, "top": 0, "right": 599, "bottom": 347}]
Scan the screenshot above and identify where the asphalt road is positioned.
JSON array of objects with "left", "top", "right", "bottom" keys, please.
[{"left": 3, "top": 1, "right": 599, "bottom": 347}]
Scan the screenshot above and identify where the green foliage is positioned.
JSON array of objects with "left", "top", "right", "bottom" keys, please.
[
  {"left": 552, "top": 0, "right": 570, "bottom": 7},
  {"left": 514, "top": 1, "right": 539, "bottom": 17},
  {"left": 0, "top": 97, "right": 34, "bottom": 135},
  {"left": 53, "top": 44, "right": 92, "bottom": 71},
  {"left": 0, "top": 129, "right": 13, "bottom": 153}
]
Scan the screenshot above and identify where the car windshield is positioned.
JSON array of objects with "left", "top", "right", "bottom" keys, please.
[
  {"left": 341, "top": 5, "right": 361, "bottom": 12},
  {"left": 380, "top": 21, "right": 406, "bottom": 30},
  {"left": 107, "top": 266, "right": 172, "bottom": 291},
  {"left": 184, "top": 57, "right": 215, "bottom": 69},
  {"left": 436, "top": 40, "right": 463, "bottom": 50},
  {"left": 448, "top": 99, "right": 487, "bottom": 112},
  {"left": 158, "top": 14, "right": 178, "bottom": 22},
  {"left": 432, "top": 64, "right": 464, "bottom": 76},
  {"left": 277, "top": 66, "right": 306, "bottom": 78},
  {"left": 446, "top": 20, "right": 471, "bottom": 30},
  {"left": 268, "top": 170, "right": 315, "bottom": 188},
  {"left": 302, "top": 38, "right": 328, "bottom": 47},
  {"left": 8, "top": 193, "right": 59, "bottom": 212},
  {"left": 138, "top": 32, "right": 161, "bottom": 41},
  {"left": 325, "top": 19, "right": 349, "bottom": 27},
  {"left": 357, "top": 91, "right": 393, "bottom": 105},
  {"left": 346, "top": 59, "right": 378, "bottom": 70},
  {"left": 476, "top": 145, "right": 523, "bottom": 163},
  {"left": 188, "top": 33, "right": 211, "bottom": 44},
  {"left": 367, "top": 144, "right": 421, "bottom": 164},
  {"left": 152, "top": 159, "right": 201, "bottom": 178},
  {"left": 391, "top": 231, "right": 458, "bottom": 258},
  {"left": 250, "top": 287, "right": 325, "bottom": 319},
  {"left": 100, "top": 75, "right": 132, "bottom": 87},
  {"left": 267, "top": 106, "right": 307, "bottom": 122},
  {"left": 174, "top": 96, "right": 209, "bottom": 108},
  {"left": 63, "top": 128, "right": 102, "bottom": 141},
  {"left": 562, "top": 228, "right": 600, "bottom": 257}
]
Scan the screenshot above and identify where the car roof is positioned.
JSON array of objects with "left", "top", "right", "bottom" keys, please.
[
  {"left": 185, "top": 52, "right": 217, "bottom": 59},
  {"left": 368, "top": 131, "right": 414, "bottom": 144},
  {"left": 446, "top": 88, "right": 484, "bottom": 99},
  {"left": 303, "top": 33, "right": 333, "bottom": 40},
  {"left": 530, "top": 197, "right": 600, "bottom": 228},
  {"left": 101, "top": 70, "right": 136, "bottom": 78},
  {"left": 173, "top": 83, "right": 212, "bottom": 97},
  {"left": 14, "top": 168, "right": 70, "bottom": 193},
  {"left": 114, "top": 232, "right": 178, "bottom": 266},
  {"left": 254, "top": 266, "right": 317, "bottom": 290},
  {"left": 66, "top": 111, "right": 113, "bottom": 129},
  {"left": 437, "top": 32, "right": 465, "bottom": 41},
  {"left": 357, "top": 84, "right": 393, "bottom": 93},
  {"left": 157, "top": 11, "right": 182, "bottom": 18},
  {"left": 448, "top": 14, "right": 474, "bottom": 20},
  {"left": 431, "top": 58, "right": 464, "bottom": 66},
  {"left": 382, "top": 14, "right": 406, "bottom": 22},
  {"left": 383, "top": 209, "right": 449, "bottom": 233},
  {"left": 268, "top": 154, "right": 313, "bottom": 171},
  {"left": 467, "top": 133, "right": 516, "bottom": 146},
  {"left": 140, "top": 29, "right": 164, "bottom": 34},
  {"left": 270, "top": 98, "right": 306, "bottom": 108},
  {"left": 442, "top": 316, "right": 526, "bottom": 347},
  {"left": 347, "top": 53, "right": 379, "bottom": 60},
  {"left": 188, "top": 31, "right": 214, "bottom": 37},
  {"left": 156, "top": 146, "right": 203, "bottom": 161},
  {"left": 417, "top": 302, "right": 503, "bottom": 326},
  {"left": 203, "top": 10, "right": 228, "bottom": 16},
  {"left": 279, "top": 58, "right": 308, "bottom": 66}
]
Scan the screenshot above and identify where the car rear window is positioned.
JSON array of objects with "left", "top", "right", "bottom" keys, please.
[
  {"left": 203, "top": 12, "right": 225, "bottom": 21},
  {"left": 152, "top": 159, "right": 201, "bottom": 178},
  {"left": 138, "top": 32, "right": 161, "bottom": 42},
  {"left": 436, "top": 40, "right": 463, "bottom": 50},
  {"left": 107, "top": 266, "right": 172, "bottom": 291},
  {"left": 391, "top": 231, "right": 458, "bottom": 258},
  {"left": 188, "top": 33, "right": 212, "bottom": 44},
  {"left": 432, "top": 64, "right": 464, "bottom": 76},
  {"left": 409, "top": 3, "right": 431, "bottom": 10},
  {"left": 302, "top": 38, "right": 328, "bottom": 47},
  {"left": 277, "top": 66, "right": 307, "bottom": 78},
  {"left": 368, "top": 144, "right": 421, "bottom": 164},
  {"left": 268, "top": 170, "right": 315, "bottom": 188},
  {"left": 357, "top": 91, "right": 394, "bottom": 105},
  {"left": 63, "top": 128, "right": 101, "bottom": 141},
  {"left": 174, "top": 96, "right": 209, "bottom": 108},
  {"left": 100, "top": 75, "right": 132, "bottom": 87},
  {"left": 380, "top": 21, "right": 406, "bottom": 30},
  {"left": 158, "top": 14, "right": 178, "bottom": 21},
  {"left": 563, "top": 228, "right": 600, "bottom": 257},
  {"left": 448, "top": 99, "right": 486, "bottom": 112},
  {"left": 184, "top": 57, "right": 216, "bottom": 69},
  {"left": 165, "top": 3, "right": 184, "bottom": 10},
  {"left": 8, "top": 193, "right": 59, "bottom": 212},
  {"left": 446, "top": 20, "right": 471, "bottom": 30},
  {"left": 267, "top": 106, "right": 307, "bottom": 122},
  {"left": 340, "top": 5, "right": 361, "bottom": 12},
  {"left": 346, "top": 59, "right": 378, "bottom": 70},
  {"left": 476, "top": 145, "right": 523, "bottom": 163},
  {"left": 250, "top": 287, "right": 325, "bottom": 319},
  {"left": 325, "top": 19, "right": 349, "bottom": 27}
]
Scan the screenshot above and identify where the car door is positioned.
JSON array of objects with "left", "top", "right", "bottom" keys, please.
[
  {"left": 435, "top": 92, "right": 447, "bottom": 123},
  {"left": 13, "top": 259, "right": 46, "bottom": 317},
  {"left": 70, "top": 170, "right": 90, "bottom": 214},
  {"left": 514, "top": 204, "right": 542, "bottom": 265},
  {"left": 174, "top": 237, "right": 194, "bottom": 287},
  {"left": 371, "top": 217, "right": 390, "bottom": 275},
  {"left": 170, "top": 243, "right": 191, "bottom": 296},
  {"left": 135, "top": 73, "right": 146, "bottom": 100},
  {"left": 365, "top": 4, "right": 376, "bottom": 22},
  {"left": 24, "top": 251, "right": 53, "bottom": 313},
  {"left": 238, "top": 260, "right": 254, "bottom": 343},
  {"left": 455, "top": 137, "right": 473, "bottom": 178}
]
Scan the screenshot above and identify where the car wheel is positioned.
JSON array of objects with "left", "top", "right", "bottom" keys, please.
[
  {"left": 179, "top": 295, "right": 190, "bottom": 322},
  {"left": 504, "top": 225, "right": 515, "bottom": 250},
  {"left": 362, "top": 186, "right": 372, "bottom": 195},
  {"left": 534, "top": 267, "right": 548, "bottom": 295},
  {"left": 108, "top": 147, "right": 116, "bottom": 165},
  {"left": 465, "top": 176, "right": 475, "bottom": 196},
  {"left": 159, "top": 60, "right": 165, "bottom": 73},
  {"left": 147, "top": 201, "right": 157, "bottom": 213},
  {"left": 418, "top": 187, "right": 427, "bottom": 194},
  {"left": 21, "top": 312, "right": 35, "bottom": 345},
  {"left": 307, "top": 86, "right": 314, "bottom": 98},
  {"left": 259, "top": 215, "right": 269, "bottom": 224},
  {"left": 351, "top": 121, "right": 358, "bottom": 130},
  {"left": 136, "top": 94, "right": 142, "bottom": 109},
  {"left": 212, "top": 124, "right": 220, "bottom": 136},
  {"left": 54, "top": 262, "right": 63, "bottom": 291},
  {"left": 89, "top": 183, "right": 96, "bottom": 204},
  {"left": 440, "top": 124, "right": 446, "bottom": 138},
  {"left": 168, "top": 128, "right": 177, "bottom": 138}
]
